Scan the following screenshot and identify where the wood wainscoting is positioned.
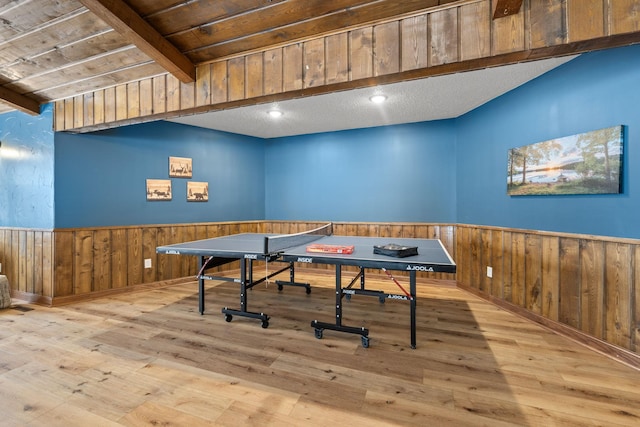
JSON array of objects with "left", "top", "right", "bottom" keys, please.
[
  {"left": 264, "top": 221, "right": 457, "bottom": 282},
  {"left": 51, "top": 221, "right": 264, "bottom": 304},
  {"left": 0, "top": 222, "right": 264, "bottom": 306},
  {"left": 0, "top": 228, "right": 54, "bottom": 305},
  {"left": 2, "top": 221, "right": 638, "bottom": 363},
  {"left": 456, "top": 224, "right": 640, "bottom": 364}
]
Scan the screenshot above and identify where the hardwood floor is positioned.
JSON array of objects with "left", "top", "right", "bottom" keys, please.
[{"left": 1, "top": 269, "right": 640, "bottom": 426}]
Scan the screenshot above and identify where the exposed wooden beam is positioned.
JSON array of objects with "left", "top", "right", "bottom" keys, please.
[
  {"left": 0, "top": 86, "right": 40, "bottom": 115},
  {"left": 492, "top": 0, "right": 523, "bottom": 19},
  {"left": 79, "top": 0, "right": 196, "bottom": 83}
]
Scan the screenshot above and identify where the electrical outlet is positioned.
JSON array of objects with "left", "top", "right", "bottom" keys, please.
[
  {"left": 486, "top": 266, "right": 493, "bottom": 278},
  {"left": 144, "top": 259, "right": 152, "bottom": 269}
]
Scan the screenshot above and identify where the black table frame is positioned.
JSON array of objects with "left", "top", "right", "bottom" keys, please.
[
  {"left": 196, "top": 254, "right": 310, "bottom": 328},
  {"left": 158, "top": 235, "right": 456, "bottom": 349},
  {"left": 280, "top": 253, "right": 451, "bottom": 349}
]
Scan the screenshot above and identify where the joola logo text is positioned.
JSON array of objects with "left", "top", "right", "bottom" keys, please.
[
  {"left": 406, "top": 265, "right": 434, "bottom": 272},
  {"left": 297, "top": 257, "right": 313, "bottom": 263},
  {"left": 244, "top": 254, "right": 258, "bottom": 259},
  {"left": 166, "top": 250, "right": 180, "bottom": 255}
]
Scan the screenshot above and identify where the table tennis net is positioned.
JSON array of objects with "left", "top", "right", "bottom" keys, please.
[{"left": 264, "top": 223, "right": 333, "bottom": 254}]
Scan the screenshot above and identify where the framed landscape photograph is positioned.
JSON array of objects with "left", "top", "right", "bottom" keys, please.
[
  {"left": 146, "top": 179, "right": 172, "bottom": 201},
  {"left": 187, "top": 181, "right": 208, "bottom": 202},
  {"left": 507, "top": 125, "right": 624, "bottom": 196},
  {"left": 169, "top": 156, "right": 192, "bottom": 178}
]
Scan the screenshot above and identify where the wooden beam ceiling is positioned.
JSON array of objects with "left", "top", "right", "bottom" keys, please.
[
  {"left": 79, "top": 0, "right": 196, "bottom": 83},
  {"left": 0, "top": 86, "right": 40, "bottom": 116}
]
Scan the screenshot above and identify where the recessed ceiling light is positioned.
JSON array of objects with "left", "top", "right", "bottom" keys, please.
[
  {"left": 369, "top": 94, "right": 387, "bottom": 104},
  {"left": 268, "top": 110, "right": 283, "bottom": 118}
]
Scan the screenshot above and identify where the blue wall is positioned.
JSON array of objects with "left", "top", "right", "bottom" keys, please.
[
  {"left": 54, "top": 121, "right": 265, "bottom": 228},
  {"left": 4, "top": 45, "right": 640, "bottom": 239},
  {"left": 265, "top": 121, "right": 457, "bottom": 222},
  {"left": 456, "top": 45, "right": 640, "bottom": 238},
  {"left": 0, "top": 104, "right": 54, "bottom": 229}
]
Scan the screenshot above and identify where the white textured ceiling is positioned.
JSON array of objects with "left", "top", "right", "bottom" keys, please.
[{"left": 168, "top": 55, "right": 577, "bottom": 139}]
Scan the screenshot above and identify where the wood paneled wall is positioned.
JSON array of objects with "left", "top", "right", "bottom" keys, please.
[
  {"left": 0, "top": 222, "right": 263, "bottom": 304},
  {"left": 456, "top": 224, "right": 640, "bottom": 357},
  {"left": 2, "top": 221, "right": 639, "bottom": 359},
  {"left": 264, "top": 221, "right": 457, "bottom": 282},
  {"left": 51, "top": 221, "right": 264, "bottom": 301},
  {"left": 0, "top": 228, "right": 54, "bottom": 304},
  {"left": 53, "top": 0, "right": 640, "bottom": 132}
]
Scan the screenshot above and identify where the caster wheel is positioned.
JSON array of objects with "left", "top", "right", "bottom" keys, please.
[
  {"left": 345, "top": 294, "right": 351, "bottom": 301},
  {"left": 224, "top": 314, "right": 233, "bottom": 322},
  {"left": 314, "top": 328, "right": 323, "bottom": 339},
  {"left": 379, "top": 296, "right": 385, "bottom": 304},
  {"left": 361, "top": 336, "right": 370, "bottom": 348},
  {"left": 305, "top": 286, "right": 311, "bottom": 295},
  {"left": 277, "top": 284, "right": 283, "bottom": 291},
  {"left": 261, "top": 320, "right": 269, "bottom": 329}
]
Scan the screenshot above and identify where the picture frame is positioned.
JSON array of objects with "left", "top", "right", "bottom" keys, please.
[
  {"left": 507, "top": 125, "right": 624, "bottom": 196},
  {"left": 169, "top": 156, "right": 192, "bottom": 178},
  {"left": 187, "top": 181, "right": 209, "bottom": 202},
  {"left": 146, "top": 179, "right": 172, "bottom": 201}
]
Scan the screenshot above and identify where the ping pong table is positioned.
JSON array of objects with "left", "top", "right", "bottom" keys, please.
[{"left": 156, "top": 223, "right": 456, "bottom": 348}]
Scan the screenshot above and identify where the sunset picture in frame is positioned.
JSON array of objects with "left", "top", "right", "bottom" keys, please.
[{"left": 507, "top": 126, "right": 623, "bottom": 196}]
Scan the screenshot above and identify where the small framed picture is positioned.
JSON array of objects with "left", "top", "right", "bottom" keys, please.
[
  {"left": 146, "top": 179, "right": 172, "bottom": 201},
  {"left": 187, "top": 181, "right": 208, "bottom": 202},
  {"left": 169, "top": 156, "right": 192, "bottom": 178}
]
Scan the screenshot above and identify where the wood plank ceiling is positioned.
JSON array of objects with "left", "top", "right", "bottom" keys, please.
[{"left": 0, "top": 0, "right": 464, "bottom": 116}]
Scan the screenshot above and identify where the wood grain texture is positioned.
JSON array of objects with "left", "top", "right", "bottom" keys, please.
[
  {"left": 610, "top": 0, "right": 640, "bottom": 34},
  {"left": 492, "top": 7, "right": 525, "bottom": 54},
  {"left": 55, "top": 0, "right": 640, "bottom": 132},
  {"left": 559, "top": 237, "right": 580, "bottom": 329},
  {"left": 211, "top": 61, "right": 228, "bottom": 103},
  {"left": 567, "top": 0, "right": 605, "bottom": 42},
  {"left": 264, "top": 48, "right": 284, "bottom": 94},
  {"left": 529, "top": 0, "right": 566, "bottom": 48},
  {"left": 511, "top": 232, "right": 525, "bottom": 307},
  {"left": 541, "top": 235, "right": 559, "bottom": 321},
  {"left": 152, "top": 75, "right": 167, "bottom": 114},
  {"left": 139, "top": 78, "right": 153, "bottom": 116},
  {"left": 349, "top": 27, "right": 374, "bottom": 80},
  {"left": 2, "top": 220, "right": 639, "bottom": 359},
  {"left": 1, "top": 274, "right": 639, "bottom": 425},
  {"left": 245, "top": 52, "right": 264, "bottom": 98},
  {"left": 401, "top": 15, "right": 429, "bottom": 71},
  {"left": 580, "top": 239, "right": 605, "bottom": 338},
  {"left": 428, "top": 7, "right": 458, "bottom": 66},
  {"left": 490, "top": 229, "right": 504, "bottom": 298},
  {"left": 303, "top": 38, "right": 325, "bottom": 88},
  {"left": 283, "top": 43, "right": 303, "bottom": 92},
  {"left": 127, "top": 82, "right": 140, "bottom": 119},
  {"left": 195, "top": 63, "right": 211, "bottom": 107},
  {"left": 373, "top": 21, "right": 400, "bottom": 76},
  {"left": 459, "top": 1, "right": 491, "bottom": 61},
  {"left": 605, "top": 242, "right": 633, "bottom": 349},
  {"left": 524, "top": 234, "right": 542, "bottom": 314}
]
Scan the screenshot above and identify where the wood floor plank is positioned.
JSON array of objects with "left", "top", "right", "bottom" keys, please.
[{"left": 1, "top": 271, "right": 640, "bottom": 425}]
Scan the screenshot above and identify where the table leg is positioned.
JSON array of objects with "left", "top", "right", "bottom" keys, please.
[
  {"left": 335, "top": 264, "right": 342, "bottom": 326},
  {"left": 221, "top": 258, "right": 270, "bottom": 328},
  {"left": 410, "top": 270, "right": 417, "bottom": 349},
  {"left": 198, "top": 256, "right": 205, "bottom": 315},
  {"left": 310, "top": 264, "right": 369, "bottom": 347}
]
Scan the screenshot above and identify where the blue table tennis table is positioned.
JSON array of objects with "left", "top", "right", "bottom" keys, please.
[{"left": 156, "top": 223, "right": 456, "bottom": 348}]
